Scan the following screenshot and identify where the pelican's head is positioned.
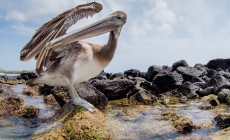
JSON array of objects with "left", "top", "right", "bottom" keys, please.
[{"left": 49, "top": 11, "right": 127, "bottom": 47}]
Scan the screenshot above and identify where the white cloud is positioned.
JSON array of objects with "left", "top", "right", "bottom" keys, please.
[
  {"left": 143, "top": 0, "right": 177, "bottom": 36},
  {"left": 5, "top": 10, "right": 27, "bottom": 21},
  {"left": 146, "top": 0, "right": 176, "bottom": 25},
  {"left": 157, "top": 23, "right": 173, "bottom": 36}
]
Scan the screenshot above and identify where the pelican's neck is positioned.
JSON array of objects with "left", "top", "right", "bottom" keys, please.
[{"left": 100, "top": 30, "right": 119, "bottom": 60}]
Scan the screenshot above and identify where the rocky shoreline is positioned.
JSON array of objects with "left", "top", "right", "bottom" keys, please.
[{"left": 1, "top": 58, "right": 230, "bottom": 139}]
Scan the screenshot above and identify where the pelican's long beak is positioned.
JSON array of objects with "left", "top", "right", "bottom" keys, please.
[{"left": 48, "top": 15, "right": 122, "bottom": 49}]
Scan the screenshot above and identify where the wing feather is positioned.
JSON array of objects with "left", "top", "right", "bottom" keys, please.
[{"left": 20, "top": 2, "right": 102, "bottom": 62}]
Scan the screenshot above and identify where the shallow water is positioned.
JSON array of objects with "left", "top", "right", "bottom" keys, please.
[
  {"left": 104, "top": 100, "right": 229, "bottom": 140},
  {"left": 0, "top": 73, "right": 20, "bottom": 76},
  {"left": 0, "top": 84, "right": 229, "bottom": 139},
  {"left": 0, "top": 84, "right": 59, "bottom": 140}
]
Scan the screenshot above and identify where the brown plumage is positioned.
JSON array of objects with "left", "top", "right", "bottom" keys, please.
[
  {"left": 21, "top": 2, "right": 127, "bottom": 112},
  {"left": 20, "top": 2, "right": 102, "bottom": 62}
]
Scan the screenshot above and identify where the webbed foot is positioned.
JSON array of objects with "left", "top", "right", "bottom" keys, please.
[{"left": 72, "top": 99, "right": 96, "bottom": 113}]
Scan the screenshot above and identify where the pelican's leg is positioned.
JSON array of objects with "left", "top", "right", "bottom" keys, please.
[{"left": 69, "top": 85, "right": 95, "bottom": 112}]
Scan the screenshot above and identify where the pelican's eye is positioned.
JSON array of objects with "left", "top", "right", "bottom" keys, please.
[{"left": 117, "top": 15, "right": 122, "bottom": 20}]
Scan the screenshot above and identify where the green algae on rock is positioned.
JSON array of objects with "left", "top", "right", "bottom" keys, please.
[
  {"left": 128, "top": 86, "right": 157, "bottom": 105},
  {"left": 201, "top": 94, "right": 220, "bottom": 106},
  {"left": 0, "top": 80, "right": 24, "bottom": 86},
  {"left": 214, "top": 113, "right": 230, "bottom": 129},
  {"left": 161, "top": 111, "right": 197, "bottom": 133},
  {"left": 34, "top": 102, "right": 110, "bottom": 140},
  {"left": 22, "top": 85, "right": 40, "bottom": 96},
  {"left": 0, "top": 85, "right": 24, "bottom": 115},
  {"left": 12, "top": 105, "right": 40, "bottom": 118},
  {"left": 44, "top": 94, "right": 58, "bottom": 105}
]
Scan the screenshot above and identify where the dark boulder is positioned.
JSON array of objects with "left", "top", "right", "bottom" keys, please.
[
  {"left": 178, "top": 82, "right": 200, "bottom": 99},
  {"left": 217, "top": 89, "right": 230, "bottom": 103},
  {"left": 201, "top": 76, "right": 210, "bottom": 83},
  {"left": 193, "top": 82, "right": 206, "bottom": 88},
  {"left": 214, "top": 114, "right": 230, "bottom": 129},
  {"left": 207, "top": 58, "right": 230, "bottom": 70},
  {"left": 201, "top": 95, "right": 220, "bottom": 107},
  {"left": 145, "top": 65, "right": 162, "bottom": 81},
  {"left": 128, "top": 86, "right": 157, "bottom": 105},
  {"left": 178, "top": 82, "right": 200, "bottom": 94},
  {"left": 140, "top": 72, "right": 146, "bottom": 79},
  {"left": 176, "top": 67, "right": 205, "bottom": 83},
  {"left": 187, "top": 92, "right": 199, "bottom": 99},
  {"left": 207, "top": 69, "right": 217, "bottom": 78},
  {"left": 205, "top": 74, "right": 230, "bottom": 92},
  {"left": 0, "top": 75, "right": 8, "bottom": 81},
  {"left": 19, "top": 73, "right": 37, "bottom": 81},
  {"left": 93, "top": 71, "right": 108, "bottom": 80},
  {"left": 109, "top": 72, "right": 125, "bottom": 80},
  {"left": 171, "top": 60, "right": 189, "bottom": 71},
  {"left": 198, "top": 87, "right": 215, "bottom": 97},
  {"left": 39, "top": 82, "right": 108, "bottom": 109},
  {"left": 152, "top": 71, "right": 183, "bottom": 93},
  {"left": 127, "top": 76, "right": 146, "bottom": 83},
  {"left": 124, "top": 69, "right": 141, "bottom": 77},
  {"left": 218, "top": 70, "right": 230, "bottom": 79},
  {"left": 74, "top": 82, "right": 108, "bottom": 109},
  {"left": 194, "top": 63, "right": 207, "bottom": 71},
  {"left": 139, "top": 81, "right": 157, "bottom": 94},
  {"left": 92, "top": 79, "right": 135, "bottom": 100}
]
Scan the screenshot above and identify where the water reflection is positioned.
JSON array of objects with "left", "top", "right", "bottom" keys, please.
[{"left": 0, "top": 84, "right": 59, "bottom": 140}]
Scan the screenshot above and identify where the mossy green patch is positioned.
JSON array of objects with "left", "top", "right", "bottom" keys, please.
[
  {"left": 12, "top": 105, "right": 40, "bottom": 118},
  {"left": 44, "top": 94, "right": 57, "bottom": 105},
  {"left": 161, "top": 111, "right": 197, "bottom": 133},
  {"left": 0, "top": 96, "right": 24, "bottom": 115},
  {"left": 201, "top": 94, "right": 220, "bottom": 107},
  {"left": 37, "top": 104, "right": 110, "bottom": 139},
  {"left": 108, "top": 98, "right": 129, "bottom": 107},
  {"left": 22, "top": 85, "right": 39, "bottom": 96}
]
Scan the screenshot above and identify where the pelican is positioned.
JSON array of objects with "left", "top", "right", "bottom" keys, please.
[{"left": 20, "top": 2, "right": 127, "bottom": 112}]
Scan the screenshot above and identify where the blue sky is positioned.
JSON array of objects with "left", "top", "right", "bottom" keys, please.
[{"left": 1, "top": 0, "right": 230, "bottom": 72}]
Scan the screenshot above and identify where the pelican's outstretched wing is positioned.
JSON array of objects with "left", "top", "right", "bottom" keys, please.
[{"left": 20, "top": 2, "right": 102, "bottom": 62}]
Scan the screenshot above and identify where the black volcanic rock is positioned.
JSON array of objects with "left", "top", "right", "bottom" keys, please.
[
  {"left": 176, "top": 67, "right": 205, "bottom": 83},
  {"left": 74, "top": 82, "right": 108, "bottom": 109},
  {"left": 198, "top": 87, "right": 215, "bottom": 97},
  {"left": 128, "top": 86, "right": 157, "bottom": 105},
  {"left": 172, "top": 60, "right": 189, "bottom": 71},
  {"left": 124, "top": 69, "right": 141, "bottom": 77},
  {"left": 109, "top": 72, "right": 125, "bottom": 80},
  {"left": 215, "top": 114, "right": 230, "bottom": 129},
  {"left": 39, "top": 83, "right": 108, "bottom": 109},
  {"left": 140, "top": 81, "right": 157, "bottom": 93},
  {"left": 145, "top": 65, "right": 162, "bottom": 81},
  {"left": 19, "top": 73, "right": 37, "bottom": 81},
  {"left": 205, "top": 74, "right": 230, "bottom": 92},
  {"left": 152, "top": 71, "right": 183, "bottom": 93},
  {"left": 217, "top": 89, "right": 230, "bottom": 103},
  {"left": 92, "top": 79, "right": 135, "bottom": 100},
  {"left": 207, "top": 58, "right": 230, "bottom": 70},
  {"left": 207, "top": 69, "right": 217, "bottom": 78},
  {"left": 178, "top": 82, "right": 200, "bottom": 98}
]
